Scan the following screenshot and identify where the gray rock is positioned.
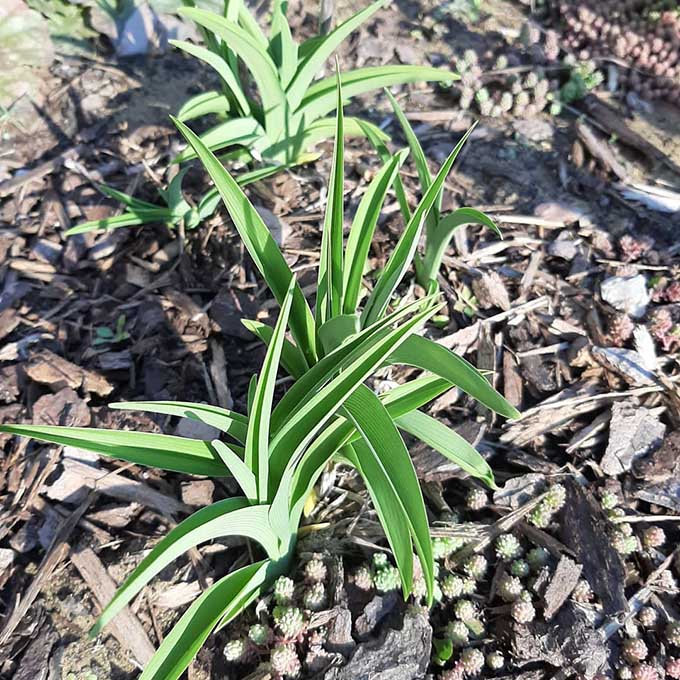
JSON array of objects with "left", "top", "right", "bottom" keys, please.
[
  {"left": 323, "top": 612, "right": 432, "bottom": 680},
  {"left": 174, "top": 417, "right": 221, "bottom": 441},
  {"left": 601, "top": 402, "right": 666, "bottom": 476},
  {"left": 354, "top": 592, "right": 399, "bottom": 639},
  {"left": 600, "top": 275, "right": 650, "bottom": 318},
  {"left": 255, "top": 206, "right": 290, "bottom": 247},
  {"left": 548, "top": 237, "right": 579, "bottom": 261}
]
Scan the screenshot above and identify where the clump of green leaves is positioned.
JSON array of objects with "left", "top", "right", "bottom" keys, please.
[
  {"left": 1, "top": 83, "right": 519, "bottom": 679},
  {"left": 172, "top": 0, "right": 454, "bottom": 166},
  {"left": 549, "top": 58, "right": 604, "bottom": 114},
  {"left": 67, "top": 0, "right": 455, "bottom": 236}
]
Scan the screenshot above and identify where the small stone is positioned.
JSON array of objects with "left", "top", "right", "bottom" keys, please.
[
  {"left": 600, "top": 275, "right": 650, "bottom": 319},
  {"left": 180, "top": 480, "right": 214, "bottom": 506}
]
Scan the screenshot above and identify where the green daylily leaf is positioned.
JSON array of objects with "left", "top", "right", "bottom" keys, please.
[
  {"left": 212, "top": 440, "right": 257, "bottom": 499},
  {"left": 173, "top": 116, "right": 318, "bottom": 367},
  {"left": 139, "top": 560, "right": 272, "bottom": 680},
  {"left": 177, "top": 90, "right": 231, "bottom": 121},
  {"left": 245, "top": 277, "right": 295, "bottom": 501},
  {"left": 286, "top": 0, "right": 387, "bottom": 111},
  {"left": 298, "top": 64, "right": 458, "bottom": 120},
  {"left": 343, "top": 150, "right": 407, "bottom": 314},
  {"left": 110, "top": 401, "right": 248, "bottom": 444},
  {"left": 397, "top": 409, "right": 495, "bottom": 488},
  {"left": 0, "top": 424, "right": 229, "bottom": 477},
  {"left": 170, "top": 39, "right": 251, "bottom": 116},
  {"left": 316, "top": 70, "right": 344, "bottom": 329},
  {"left": 361, "top": 126, "right": 475, "bottom": 327},
  {"left": 91, "top": 500, "right": 277, "bottom": 637},
  {"left": 242, "top": 319, "right": 309, "bottom": 380},
  {"left": 65, "top": 209, "right": 176, "bottom": 236},
  {"left": 317, "top": 313, "right": 360, "bottom": 354},
  {"left": 344, "top": 385, "right": 434, "bottom": 603},
  {"left": 390, "top": 334, "right": 520, "bottom": 420}
]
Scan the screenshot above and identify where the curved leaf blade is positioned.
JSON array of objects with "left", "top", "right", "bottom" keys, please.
[
  {"left": 389, "top": 334, "right": 520, "bottom": 420},
  {"left": 92, "top": 500, "right": 277, "bottom": 636},
  {"left": 0, "top": 424, "right": 228, "bottom": 477}
]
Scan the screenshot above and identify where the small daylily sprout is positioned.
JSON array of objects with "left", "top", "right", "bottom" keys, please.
[{"left": 460, "top": 647, "right": 485, "bottom": 674}]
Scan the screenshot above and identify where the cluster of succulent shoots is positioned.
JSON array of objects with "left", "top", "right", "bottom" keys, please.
[
  {"left": 223, "top": 555, "right": 329, "bottom": 678},
  {"left": 555, "top": 1, "right": 680, "bottom": 103},
  {"left": 602, "top": 232, "right": 680, "bottom": 352},
  {"left": 451, "top": 21, "right": 604, "bottom": 120}
]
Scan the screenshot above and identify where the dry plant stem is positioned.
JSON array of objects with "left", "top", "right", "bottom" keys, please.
[
  {"left": 71, "top": 546, "right": 156, "bottom": 666},
  {"left": 0, "top": 492, "right": 93, "bottom": 645}
]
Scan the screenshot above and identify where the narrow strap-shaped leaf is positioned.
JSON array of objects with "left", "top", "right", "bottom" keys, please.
[
  {"left": 237, "top": 1, "right": 269, "bottom": 47},
  {"left": 317, "top": 313, "right": 359, "bottom": 354},
  {"left": 345, "top": 440, "right": 414, "bottom": 595},
  {"left": 138, "top": 560, "right": 271, "bottom": 680},
  {"left": 245, "top": 278, "right": 295, "bottom": 501},
  {"left": 97, "top": 184, "right": 160, "bottom": 210},
  {"left": 344, "top": 385, "right": 434, "bottom": 603},
  {"left": 417, "top": 207, "right": 500, "bottom": 287},
  {"left": 297, "top": 65, "right": 458, "bottom": 120},
  {"left": 268, "top": 298, "right": 441, "bottom": 495},
  {"left": 361, "top": 126, "right": 475, "bottom": 327},
  {"left": 397, "top": 409, "right": 495, "bottom": 488},
  {"left": 92, "top": 500, "right": 277, "bottom": 637},
  {"left": 389, "top": 334, "right": 520, "bottom": 419},
  {"left": 269, "top": 0, "right": 298, "bottom": 88},
  {"left": 178, "top": 7, "right": 286, "bottom": 136},
  {"left": 177, "top": 90, "right": 231, "bottom": 122},
  {"left": 173, "top": 116, "right": 317, "bottom": 366},
  {"left": 174, "top": 117, "right": 266, "bottom": 163},
  {"left": 342, "top": 150, "right": 407, "bottom": 314},
  {"left": 270, "top": 295, "right": 438, "bottom": 435},
  {"left": 0, "top": 424, "right": 229, "bottom": 477},
  {"left": 260, "top": 115, "right": 388, "bottom": 162},
  {"left": 242, "top": 319, "right": 309, "bottom": 380},
  {"left": 65, "top": 209, "right": 175, "bottom": 236},
  {"left": 170, "top": 39, "right": 251, "bottom": 116},
  {"left": 385, "top": 89, "right": 438, "bottom": 234},
  {"left": 286, "top": 0, "right": 386, "bottom": 111},
  {"left": 316, "top": 73, "right": 344, "bottom": 329},
  {"left": 110, "top": 401, "right": 248, "bottom": 444},
  {"left": 358, "top": 119, "right": 411, "bottom": 223},
  {"left": 212, "top": 441, "right": 257, "bottom": 499}
]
